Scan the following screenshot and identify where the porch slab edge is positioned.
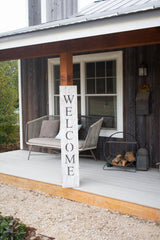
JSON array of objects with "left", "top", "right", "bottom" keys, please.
[{"left": 0, "top": 173, "right": 160, "bottom": 223}]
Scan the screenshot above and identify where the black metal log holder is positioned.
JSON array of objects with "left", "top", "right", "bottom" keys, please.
[{"left": 103, "top": 131, "right": 139, "bottom": 172}]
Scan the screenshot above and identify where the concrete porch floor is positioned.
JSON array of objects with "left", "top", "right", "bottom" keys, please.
[{"left": 0, "top": 150, "right": 160, "bottom": 222}]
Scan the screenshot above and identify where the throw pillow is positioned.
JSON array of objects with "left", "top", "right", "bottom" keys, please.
[{"left": 39, "top": 120, "right": 60, "bottom": 138}]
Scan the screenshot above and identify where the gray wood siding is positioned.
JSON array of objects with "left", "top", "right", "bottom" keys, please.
[
  {"left": 28, "top": 0, "right": 41, "bottom": 26},
  {"left": 101, "top": 45, "right": 160, "bottom": 166},
  {"left": 21, "top": 57, "right": 48, "bottom": 148},
  {"left": 46, "top": 0, "right": 78, "bottom": 22},
  {"left": 21, "top": 45, "right": 160, "bottom": 166}
]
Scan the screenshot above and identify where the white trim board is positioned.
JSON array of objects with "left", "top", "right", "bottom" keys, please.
[{"left": 18, "top": 60, "right": 23, "bottom": 149}]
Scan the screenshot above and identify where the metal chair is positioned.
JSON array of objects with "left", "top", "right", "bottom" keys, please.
[{"left": 26, "top": 115, "right": 103, "bottom": 160}]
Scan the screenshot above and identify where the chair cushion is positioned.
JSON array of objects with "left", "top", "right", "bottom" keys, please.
[
  {"left": 39, "top": 120, "right": 60, "bottom": 138},
  {"left": 28, "top": 138, "right": 84, "bottom": 149},
  {"left": 28, "top": 138, "right": 61, "bottom": 148}
]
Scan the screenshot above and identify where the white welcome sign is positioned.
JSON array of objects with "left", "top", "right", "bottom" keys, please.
[{"left": 60, "top": 86, "right": 79, "bottom": 188}]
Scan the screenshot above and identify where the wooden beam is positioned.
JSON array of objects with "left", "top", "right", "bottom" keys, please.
[
  {"left": 0, "top": 27, "right": 160, "bottom": 61},
  {"left": 60, "top": 52, "right": 73, "bottom": 85},
  {"left": 71, "top": 27, "right": 160, "bottom": 53}
]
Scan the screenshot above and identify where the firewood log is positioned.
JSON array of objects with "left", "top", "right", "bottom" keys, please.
[
  {"left": 118, "top": 161, "right": 123, "bottom": 166},
  {"left": 122, "top": 160, "right": 128, "bottom": 166},
  {"left": 112, "top": 161, "right": 118, "bottom": 166},
  {"left": 116, "top": 154, "right": 123, "bottom": 162},
  {"left": 112, "top": 154, "right": 123, "bottom": 165},
  {"left": 124, "top": 152, "right": 136, "bottom": 162}
]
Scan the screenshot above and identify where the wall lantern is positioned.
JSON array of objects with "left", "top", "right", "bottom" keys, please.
[{"left": 138, "top": 64, "right": 147, "bottom": 77}]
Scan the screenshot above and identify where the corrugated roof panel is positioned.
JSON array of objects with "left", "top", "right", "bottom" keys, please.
[
  {"left": 78, "top": 0, "right": 160, "bottom": 16},
  {"left": 82, "top": 1, "right": 160, "bottom": 20},
  {"left": 0, "top": 0, "right": 160, "bottom": 39}
]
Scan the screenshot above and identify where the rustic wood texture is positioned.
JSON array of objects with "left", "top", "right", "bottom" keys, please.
[
  {"left": 0, "top": 27, "right": 160, "bottom": 61},
  {"left": 60, "top": 52, "right": 73, "bottom": 85},
  {"left": 0, "top": 173, "right": 160, "bottom": 223},
  {"left": 13, "top": 33, "right": 159, "bottom": 166},
  {"left": 20, "top": 45, "right": 160, "bottom": 166},
  {"left": 123, "top": 45, "right": 160, "bottom": 166},
  {"left": 46, "top": 0, "right": 78, "bottom": 22},
  {"left": 21, "top": 57, "right": 48, "bottom": 149},
  {"left": 28, "top": 0, "right": 41, "bottom": 26},
  {"left": 103, "top": 44, "right": 160, "bottom": 167}
]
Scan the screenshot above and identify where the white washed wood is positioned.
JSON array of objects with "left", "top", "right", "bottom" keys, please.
[
  {"left": 60, "top": 86, "right": 79, "bottom": 188},
  {"left": 46, "top": 0, "right": 78, "bottom": 22}
]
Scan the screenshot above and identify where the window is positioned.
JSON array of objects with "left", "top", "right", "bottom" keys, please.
[
  {"left": 85, "top": 60, "right": 117, "bottom": 129},
  {"left": 48, "top": 51, "right": 123, "bottom": 137},
  {"left": 52, "top": 63, "right": 81, "bottom": 115}
]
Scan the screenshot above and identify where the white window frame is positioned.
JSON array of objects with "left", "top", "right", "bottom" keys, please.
[{"left": 48, "top": 51, "right": 123, "bottom": 137}]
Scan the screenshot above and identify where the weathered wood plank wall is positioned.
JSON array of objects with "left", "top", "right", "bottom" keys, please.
[
  {"left": 100, "top": 44, "right": 160, "bottom": 166},
  {"left": 21, "top": 44, "right": 160, "bottom": 166},
  {"left": 28, "top": 0, "right": 41, "bottom": 26},
  {"left": 21, "top": 57, "right": 48, "bottom": 148},
  {"left": 134, "top": 45, "right": 160, "bottom": 166},
  {"left": 46, "top": 0, "right": 78, "bottom": 22}
]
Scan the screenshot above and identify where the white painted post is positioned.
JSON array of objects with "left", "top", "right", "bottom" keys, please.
[
  {"left": 18, "top": 60, "right": 23, "bottom": 150},
  {"left": 60, "top": 86, "right": 79, "bottom": 188}
]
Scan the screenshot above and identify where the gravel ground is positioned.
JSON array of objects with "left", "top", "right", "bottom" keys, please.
[{"left": 0, "top": 183, "right": 160, "bottom": 240}]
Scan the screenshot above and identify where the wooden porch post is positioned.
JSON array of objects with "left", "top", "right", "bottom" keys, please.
[
  {"left": 60, "top": 51, "right": 79, "bottom": 187},
  {"left": 60, "top": 52, "right": 73, "bottom": 86}
]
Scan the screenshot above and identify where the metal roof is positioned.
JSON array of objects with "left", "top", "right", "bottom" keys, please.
[
  {"left": 78, "top": 0, "right": 160, "bottom": 17},
  {"left": 0, "top": 0, "right": 159, "bottom": 38},
  {"left": 0, "top": 0, "right": 160, "bottom": 51}
]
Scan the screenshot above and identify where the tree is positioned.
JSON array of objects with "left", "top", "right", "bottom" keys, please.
[{"left": 0, "top": 60, "right": 19, "bottom": 144}]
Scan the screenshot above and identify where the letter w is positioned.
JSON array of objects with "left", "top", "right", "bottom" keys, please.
[{"left": 64, "top": 95, "right": 74, "bottom": 104}]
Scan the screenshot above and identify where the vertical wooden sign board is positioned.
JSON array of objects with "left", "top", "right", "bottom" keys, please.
[{"left": 60, "top": 86, "right": 79, "bottom": 188}]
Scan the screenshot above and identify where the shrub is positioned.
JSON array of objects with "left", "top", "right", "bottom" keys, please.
[
  {"left": 0, "top": 213, "right": 26, "bottom": 240},
  {"left": 0, "top": 60, "right": 19, "bottom": 144}
]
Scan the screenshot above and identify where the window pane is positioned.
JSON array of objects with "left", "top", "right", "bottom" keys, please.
[
  {"left": 54, "top": 65, "right": 60, "bottom": 94},
  {"left": 54, "top": 96, "right": 59, "bottom": 115},
  {"left": 73, "top": 80, "right": 80, "bottom": 94},
  {"left": 86, "top": 62, "right": 95, "bottom": 78},
  {"left": 54, "top": 65, "right": 60, "bottom": 79},
  {"left": 73, "top": 64, "right": 80, "bottom": 78},
  {"left": 96, "top": 78, "right": 105, "bottom": 94},
  {"left": 96, "top": 61, "right": 105, "bottom": 77},
  {"left": 73, "top": 63, "right": 80, "bottom": 94},
  {"left": 86, "top": 78, "right": 95, "bottom": 94},
  {"left": 86, "top": 96, "right": 117, "bottom": 128},
  {"left": 78, "top": 96, "right": 81, "bottom": 115},
  {"left": 54, "top": 80, "right": 60, "bottom": 94},
  {"left": 106, "top": 60, "right": 116, "bottom": 76},
  {"left": 107, "top": 77, "right": 116, "bottom": 93}
]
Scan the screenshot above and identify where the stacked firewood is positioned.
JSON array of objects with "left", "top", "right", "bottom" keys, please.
[{"left": 111, "top": 152, "right": 136, "bottom": 167}]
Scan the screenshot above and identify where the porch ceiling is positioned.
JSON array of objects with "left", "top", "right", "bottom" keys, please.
[{"left": 0, "top": 27, "right": 160, "bottom": 61}]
